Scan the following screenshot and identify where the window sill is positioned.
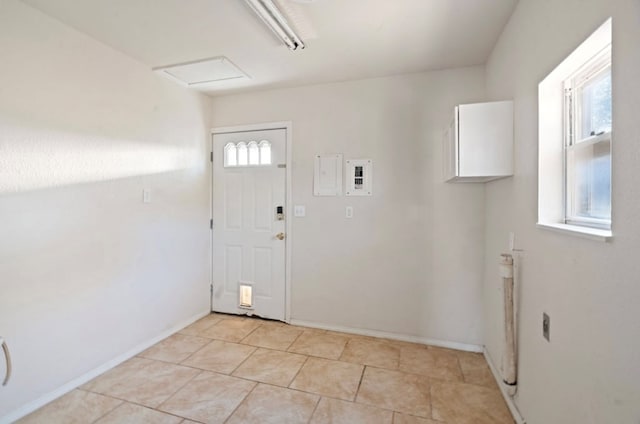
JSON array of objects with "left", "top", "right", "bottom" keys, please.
[{"left": 536, "top": 222, "right": 612, "bottom": 242}]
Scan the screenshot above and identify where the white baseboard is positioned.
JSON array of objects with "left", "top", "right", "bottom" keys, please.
[
  {"left": 289, "top": 319, "right": 483, "bottom": 353},
  {"left": 483, "top": 347, "right": 526, "bottom": 424},
  {"left": 0, "top": 309, "right": 210, "bottom": 424}
]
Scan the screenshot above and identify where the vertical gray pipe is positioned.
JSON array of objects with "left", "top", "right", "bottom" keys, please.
[{"left": 500, "top": 254, "right": 517, "bottom": 390}]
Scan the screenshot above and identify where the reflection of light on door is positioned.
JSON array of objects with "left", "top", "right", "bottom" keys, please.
[{"left": 239, "top": 284, "right": 253, "bottom": 309}]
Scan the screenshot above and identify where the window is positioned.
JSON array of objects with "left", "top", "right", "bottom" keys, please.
[
  {"left": 259, "top": 140, "right": 272, "bottom": 165},
  {"left": 248, "top": 141, "right": 260, "bottom": 165},
  {"left": 538, "top": 18, "right": 612, "bottom": 240},
  {"left": 223, "top": 140, "right": 272, "bottom": 167},
  {"left": 237, "top": 142, "right": 248, "bottom": 166},
  {"left": 224, "top": 143, "right": 237, "bottom": 167},
  {"left": 564, "top": 48, "right": 612, "bottom": 229}
]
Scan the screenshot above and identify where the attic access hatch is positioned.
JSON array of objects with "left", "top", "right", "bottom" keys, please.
[{"left": 153, "top": 56, "right": 249, "bottom": 87}]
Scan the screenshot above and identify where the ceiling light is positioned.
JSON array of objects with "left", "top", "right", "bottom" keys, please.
[{"left": 245, "top": 0, "right": 305, "bottom": 51}]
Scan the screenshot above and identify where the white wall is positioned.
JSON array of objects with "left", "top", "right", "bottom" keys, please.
[
  {"left": 0, "top": 1, "right": 211, "bottom": 419},
  {"left": 211, "top": 68, "right": 488, "bottom": 347},
  {"left": 483, "top": 0, "right": 640, "bottom": 423}
]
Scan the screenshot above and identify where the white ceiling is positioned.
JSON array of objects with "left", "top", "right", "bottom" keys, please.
[{"left": 21, "top": 0, "right": 518, "bottom": 96}]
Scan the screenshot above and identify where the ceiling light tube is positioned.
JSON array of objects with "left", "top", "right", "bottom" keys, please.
[
  {"left": 256, "top": 0, "right": 305, "bottom": 49},
  {"left": 245, "top": 0, "right": 305, "bottom": 51}
]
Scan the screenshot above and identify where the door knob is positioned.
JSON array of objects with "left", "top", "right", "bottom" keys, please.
[{"left": 275, "top": 232, "right": 285, "bottom": 240}]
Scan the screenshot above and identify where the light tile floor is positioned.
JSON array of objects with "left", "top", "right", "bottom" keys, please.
[{"left": 18, "top": 313, "right": 514, "bottom": 424}]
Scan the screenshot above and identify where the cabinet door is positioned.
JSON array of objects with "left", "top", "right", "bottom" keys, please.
[{"left": 458, "top": 101, "right": 513, "bottom": 177}]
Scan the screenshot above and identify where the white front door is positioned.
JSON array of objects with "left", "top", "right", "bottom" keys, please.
[{"left": 211, "top": 128, "right": 287, "bottom": 321}]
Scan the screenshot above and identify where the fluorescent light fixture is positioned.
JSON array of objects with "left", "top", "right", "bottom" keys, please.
[
  {"left": 153, "top": 56, "right": 249, "bottom": 87},
  {"left": 245, "top": 0, "right": 305, "bottom": 51}
]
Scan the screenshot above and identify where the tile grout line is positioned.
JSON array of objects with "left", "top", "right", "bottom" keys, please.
[
  {"left": 86, "top": 392, "right": 125, "bottom": 424},
  {"left": 294, "top": 383, "right": 403, "bottom": 420},
  {"left": 336, "top": 338, "right": 347, "bottom": 359},
  {"left": 352, "top": 364, "right": 367, "bottom": 403},
  {"left": 168, "top": 339, "right": 216, "bottom": 366},
  {"left": 306, "top": 395, "right": 323, "bottom": 424},
  {"left": 91, "top": 398, "right": 192, "bottom": 424},
  {"left": 179, "top": 315, "right": 226, "bottom": 338},
  {"left": 222, "top": 381, "right": 259, "bottom": 424},
  {"left": 153, "top": 408, "right": 201, "bottom": 423},
  {"left": 237, "top": 321, "right": 263, "bottom": 344},
  {"left": 228, "top": 346, "right": 259, "bottom": 376},
  {"left": 287, "top": 355, "right": 311, "bottom": 389},
  {"left": 178, "top": 320, "right": 261, "bottom": 368},
  {"left": 79, "top": 388, "right": 192, "bottom": 421},
  {"left": 287, "top": 331, "right": 348, "bottom": 359},
  {"left": 285, "top": 329, "right": 307, "bottom": 354},
  {"left": 336, "top": 338, "right": 351, "bottom": 362},
  {"left": 152, "top": 401, "right": 205, "bottom": 423},
  {"left": 79, "top": 384, "right": 122, "bottom": 399},
  {"left": 282, "top": 327, "right": 305, "bottom": 351},
  {"left": 252, "top": 379, "right": 330, "bottom": 398},
  {"left": 155, "top": 369, "right": 204, "bottom": 413},
  {"left": 165, "top": 367, "right": 273, "bottom": 390},
  {"left": 235, "top": 326, "right": 303, "bottom": 352}
]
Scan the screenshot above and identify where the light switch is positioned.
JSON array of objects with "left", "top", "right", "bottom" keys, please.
[
  {"left": 346, "top": 206, "right": 353, "bottom": 218},
  {"left": 143, "top": 189, "right": 151, "bottom": 203},
  {"left": 294, "top": 205, "right": 306, "bottom": 217}
]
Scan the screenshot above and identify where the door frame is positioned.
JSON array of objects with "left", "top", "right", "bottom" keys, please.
[{"left": 210, "top": 121, "right": 293, "bottom": 322}]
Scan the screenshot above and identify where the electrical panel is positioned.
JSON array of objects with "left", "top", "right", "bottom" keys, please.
[
  {"left": 345, "top": 159, "right": 372, "bottom": 196},
  {"left": 313, "top": 154, "right": 343, "bottom": 196}
]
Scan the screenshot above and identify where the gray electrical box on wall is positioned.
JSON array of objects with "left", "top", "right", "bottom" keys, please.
[
  {"left": 313, "top": 154, "right": 343, "bottom": 196},
  {"left": 346, "top": 159, "right": 372, "bottom": 196}
]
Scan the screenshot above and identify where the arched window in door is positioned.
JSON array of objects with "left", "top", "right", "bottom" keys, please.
[
  {"left": 248, "top": 141, "right": 260, "bottom": 165},
  {"left": 259, "top": 140, "right": 272, "bottom": 165},
  {"left": 237, "top": 142, "right": 248, "bottom": 166},
  {"left": 224, "top": 143, "right": 237, "bottom": 167},
  {"left": 223, "top": 140, "right": 272, "bottom": 167}
]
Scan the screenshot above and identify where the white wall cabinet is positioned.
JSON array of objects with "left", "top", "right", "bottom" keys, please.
[{"left": 443, "top": 100, "right": 514, "bottom": 182}]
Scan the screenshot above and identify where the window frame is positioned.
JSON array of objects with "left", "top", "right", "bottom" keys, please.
[
  {"left": 562, "top": 46, "right": 612, "bottom": 230},
  {"left": 537, "top": 18, "right": 612, "bottom": 241}
]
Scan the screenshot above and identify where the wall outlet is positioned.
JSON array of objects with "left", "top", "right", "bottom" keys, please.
[
  {"left": 345, "top": 206, "right": 353, "bottom": 218},
  {"left": 543, "top": 312, "right": 550, "bottom": 342},
  {"left": 143, "top": 188, "right": 151, "bottom": 203}
]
